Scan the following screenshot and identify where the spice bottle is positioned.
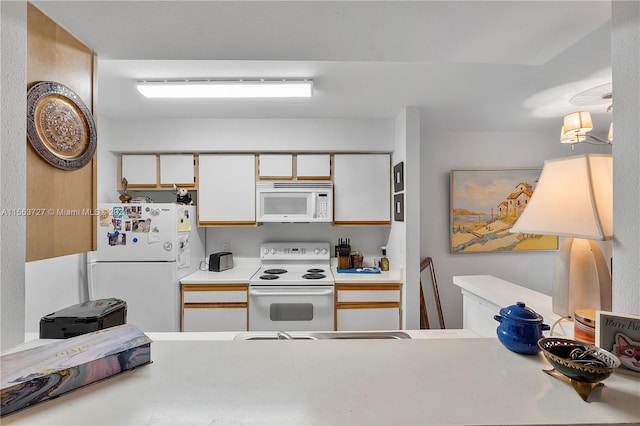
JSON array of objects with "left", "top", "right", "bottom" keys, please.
[{"left": 380, "top": 246, "right": 389, "bottom": 271}]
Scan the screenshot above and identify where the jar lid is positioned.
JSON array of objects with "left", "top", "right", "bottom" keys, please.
[
  {"left": 574, "top": 308, "right": 596, "bottom": 325},
  {"left": 499, "top": 301, "right": 543, "bottom": 323}
]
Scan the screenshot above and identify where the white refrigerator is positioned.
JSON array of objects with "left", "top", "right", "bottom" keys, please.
[{"left": 88, "top": 203, "right": 204, "bottom": 332}]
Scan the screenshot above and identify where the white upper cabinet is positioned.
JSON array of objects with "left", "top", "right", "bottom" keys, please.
[
  {"left": 197, "top": 154, "right": 256, "bottom": 226},
  {"left": 334, "top": 154, "right": 391, "bottom": 225},
  {"left": 121, "top": 154, "right": 157, "bottom": 188},
  {"left": 160, "top": 154, "right": 195, "bottom": 188},
  {"left": 258, "top": 154, "right": 293, "bottom": 179},
  {"left": 121, "top": 154, "right": 195, "bottom": 189},
  {"left": 296, "top": 154, "right": 331, "bottom": 179}
]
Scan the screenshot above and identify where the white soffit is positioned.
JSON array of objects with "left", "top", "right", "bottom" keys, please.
[{"left": 31, "top": 1, "right": 610, "bottom": 66}]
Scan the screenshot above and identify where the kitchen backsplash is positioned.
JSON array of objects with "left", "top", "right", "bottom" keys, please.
[{"left": 206, "top": 223, "right": 389, "bottom": 265}]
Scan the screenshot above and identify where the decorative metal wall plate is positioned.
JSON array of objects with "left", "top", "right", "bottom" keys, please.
[{"left": 26, "top": 81, "right": 97, "bottom": 170}]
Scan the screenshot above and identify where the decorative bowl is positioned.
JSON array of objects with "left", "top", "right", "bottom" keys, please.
[{"left": 538, "top": 337, "right": 620, "bottom": 383}]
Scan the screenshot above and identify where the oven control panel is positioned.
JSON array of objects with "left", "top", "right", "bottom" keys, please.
[{"left": 260, "top": 242, "right": 330, "bottom": 261}]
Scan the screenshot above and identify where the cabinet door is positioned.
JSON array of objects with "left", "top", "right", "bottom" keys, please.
[
  {"left": 296, "top": 154, "right": 331, "bottom": 179},
  {"left": 160, "top": 154, "right": 195, "bottom": 188},
  {"left": 197, "top": 154, "right": 256, "bottom": 225},
  {"left": 121, "top": 154, "right": 158, "bottom": 188},
  {"left": 258, "top": 154, "right": 293, "bottom": 179},
  {"left": 335, "top": 284, "right": 401, "bottom": 331},
  {"left": 334, "top": 154, "right": 390, "bottom": 224}
]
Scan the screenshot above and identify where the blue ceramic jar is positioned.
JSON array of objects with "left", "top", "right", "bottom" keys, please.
[{"left": 494, "top": 301, "right": 550, "bottom": 355}]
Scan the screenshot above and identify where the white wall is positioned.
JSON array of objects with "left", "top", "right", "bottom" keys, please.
[
  {"left": 24, "top": 254, "right": 89, "bottom": 333},
  {"left": 0, "top": 0, "right": 27, "bottom": 351},
  {"left": 206, "top": 224, "right": 389, "bottom": 266},
  {"left": 108, "top": 118, "right": 394, "bottom": 153},
  {"left": 611, "top": 0, "right": 640, "bottom": 314},
  {"left": 420, "top": 129, "right": 612, "bottom": 329},
  {"left": 97, "top": 115, "right": 119, "bottom": 203},
  {"left": 388, "top": 107, "right": 421, "bottom": 329}
]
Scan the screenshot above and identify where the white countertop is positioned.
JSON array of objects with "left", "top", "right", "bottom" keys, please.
[
  {"left": 332, "top": 267, "right": 402, "bottom": 283},
  {"left": 3, "top": 331, "right": 639, "bottom": 425},
  {"left": 330, "top": 258, "right": 403, "bottom": 283},
  {"left": 180, "top": 268, "right": 259, "bottom": 284},
  {"left": 180, "top": 258, "right": 260, "bottom": 284}
]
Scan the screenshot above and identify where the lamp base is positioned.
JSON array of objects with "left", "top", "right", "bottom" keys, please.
[{"left": 552, "top": 237, "right": 612, "bottom": 317}]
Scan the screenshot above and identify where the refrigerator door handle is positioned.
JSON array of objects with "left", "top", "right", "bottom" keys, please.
[{"left": 87, "top": 261, "right": 95, "bottom": 300}]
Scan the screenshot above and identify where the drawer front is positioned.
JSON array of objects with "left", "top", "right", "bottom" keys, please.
[
  {"left": 337, "top": 290, "right": 400, "bottom": 303},
  {"left": 183, "top": 307, "right": 247, "bottom": 332},
  {"left": 336, "top": 307, "right": 400, "bottom": 331},
  {"left": 183, "top": 290, "right": 247, "bottom": 303}
]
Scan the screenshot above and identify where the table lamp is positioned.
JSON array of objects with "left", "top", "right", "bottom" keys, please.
[{"left": 510, "top": 153, "right": 613, "bottom": 318}]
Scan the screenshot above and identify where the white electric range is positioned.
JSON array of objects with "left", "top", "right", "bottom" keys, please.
[{"left": 249, "top": 242, "right": 334, "bottom": 331}]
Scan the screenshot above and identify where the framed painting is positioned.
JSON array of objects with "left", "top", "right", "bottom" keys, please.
[{"left": 450, "top": 168, "right": 558, "bottom": 253}]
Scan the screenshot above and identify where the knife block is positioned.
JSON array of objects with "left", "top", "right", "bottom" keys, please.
[{"left": 338, "top": 253, "right": 351, "bottom": 269}]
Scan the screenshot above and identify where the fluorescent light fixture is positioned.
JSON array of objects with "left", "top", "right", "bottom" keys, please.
[{"left": 136, "top": 79, "right": 313, "bottom": 98}]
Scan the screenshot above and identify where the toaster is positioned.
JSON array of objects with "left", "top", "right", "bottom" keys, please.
[{"left": 209, "top": 252, "right": 233, "bottom": 272}]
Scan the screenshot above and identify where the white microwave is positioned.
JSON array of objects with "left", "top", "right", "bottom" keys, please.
[{"left": 256, "top": 181, "right": 333, "bottom": 223}]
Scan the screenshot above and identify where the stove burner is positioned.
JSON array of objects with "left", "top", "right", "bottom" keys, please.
[
  {"left": 302, "top": 273, "right": 327, "bottom": 280},
  {"left": 260, "top": 274, "right": 280, "bottom": 280},
  {"left": 264, "top": 268, "right": 288, "bottom": 275},
  {"left": 307, "top": 268, "right": 325, "bottom": 273}
]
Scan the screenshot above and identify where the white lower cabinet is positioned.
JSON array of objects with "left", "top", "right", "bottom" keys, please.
[
  {"left": 454, "top": 276, "right": 573, "bottom": 338},
  {"left": 181, "top": 284, "right": 248, "bottom": 332},
  {"left": 460, "top": 290, "right": 503, "bottom": 337},
  {"left": 335, "top": 284, "right": 402, "bottom": 330}
]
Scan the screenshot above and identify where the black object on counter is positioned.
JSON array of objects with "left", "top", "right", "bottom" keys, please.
[
  {"left": 40, "top": 298, "right": 127, "bottom": 339},
  {"left": 209, "top": 252, "right": 234, "bottom": 272}
]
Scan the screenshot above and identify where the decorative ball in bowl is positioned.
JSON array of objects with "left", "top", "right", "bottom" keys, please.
[{"left": 538, "top": 337, "right": 620, "bottom": 383}]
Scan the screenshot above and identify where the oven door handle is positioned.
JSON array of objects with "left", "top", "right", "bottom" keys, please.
[{"left": 249, "top": 288, "right": 334, "bottom": 297}]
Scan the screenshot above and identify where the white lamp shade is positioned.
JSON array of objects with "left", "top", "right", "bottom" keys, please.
[
  {"left": 563, "top": 111, "right": 593, "bottom": 135},
  {"left": 510, "top": 154, "right": 612, "bottom": 240},
  {"left": 560, "top": 126, "right": 586, "bottom": 144}
]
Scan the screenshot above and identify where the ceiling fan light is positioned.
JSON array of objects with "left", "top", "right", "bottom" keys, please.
[
  {"left": 560, "top": 126, "right": 586, "bottom": 144},
  {"left": 563, "top": 111, "right": 593, "bottom": 136}
]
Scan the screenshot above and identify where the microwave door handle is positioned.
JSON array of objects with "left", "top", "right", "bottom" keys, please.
[
  {"left": 250, "top": 288, "right": 333, "bottom": 297},
  {"left": 311, "top": 193, "right": 317, "bottom": 218}
]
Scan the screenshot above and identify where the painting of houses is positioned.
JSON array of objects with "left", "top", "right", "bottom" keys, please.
[{"left": 450, "top": 169, "right": 558, "bottom": 253}]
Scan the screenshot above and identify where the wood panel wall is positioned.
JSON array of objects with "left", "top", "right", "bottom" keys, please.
[{"left": 26, "top": 4, "right": 97, "bottom": 261}]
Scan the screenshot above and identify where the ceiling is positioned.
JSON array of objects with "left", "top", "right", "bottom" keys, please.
[{"left": 31, "top": 1, "right": 614, "bottom": 134}]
